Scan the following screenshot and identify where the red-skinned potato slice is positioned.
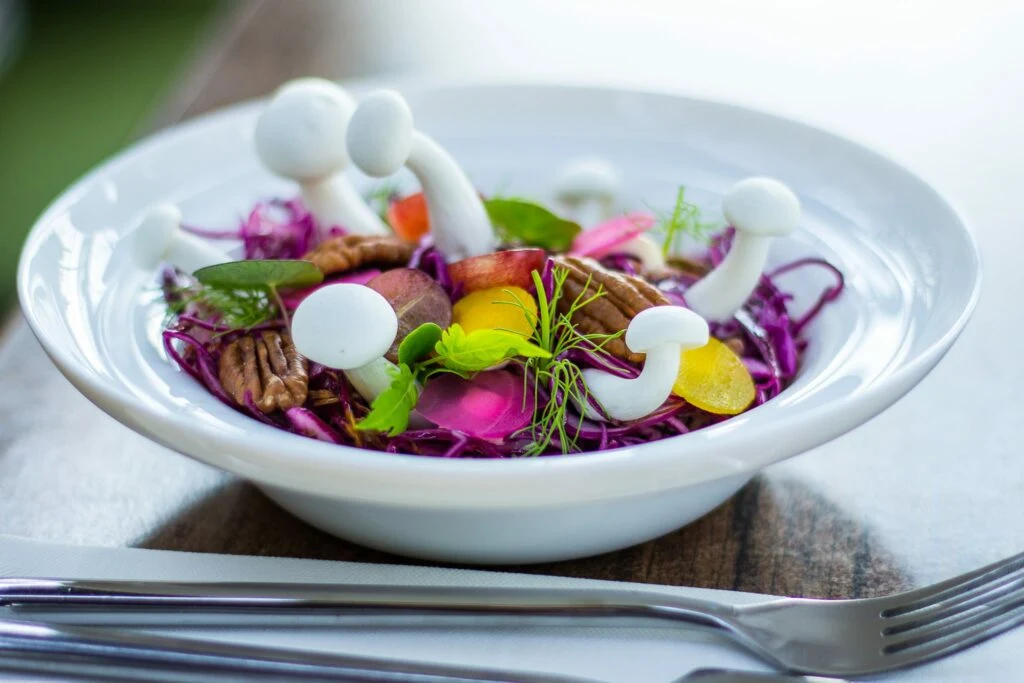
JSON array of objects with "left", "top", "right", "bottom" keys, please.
[{"left": 448, "top": 248, "right": 546, "bottom": 293}]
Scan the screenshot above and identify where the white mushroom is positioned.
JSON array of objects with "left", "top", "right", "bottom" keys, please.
[
  {"left": 612, "top": 234, "right": 666, "bottom": 272},
  {"left": 291, "top": 284, "right": 398, "bottom": 401},
  {"left": 684, "top": 177, "right": 799, "bottom": 321},
  {"left": 127, "top": 203, "right": 228, "bottom": 274},
  {"left": 582, "top": 306, "right": 709, "bottom": 422},
  {"left": 254, "top": 78, "right": 387, "bottom": 238},
  {"left": 554, "top": 157, "right": 622, "bottom": 229},
  {"left": 346, "top": 89, "right": 497, "bottom": 261}
]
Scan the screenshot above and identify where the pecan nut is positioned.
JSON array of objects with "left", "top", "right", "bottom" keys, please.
[
  {"left": 552, "top": 255, "right": 669, "bottom": 363},
  {"left": 303, "top": 234, "right": 415, "bottom": 275},
  {"left": 219, "top": 331, "right": 309, "bottom": 413}
]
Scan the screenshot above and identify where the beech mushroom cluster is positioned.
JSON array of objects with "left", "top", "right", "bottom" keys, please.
[{"left": 254, "top": 78, "right": 387, "bottom": 238}]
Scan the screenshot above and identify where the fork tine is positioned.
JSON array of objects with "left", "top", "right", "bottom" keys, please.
[
  {"left": 882, "top": 567, "right": 1024, "bottom": 633},
  {"left": 882, "top": 590, "right": 1024, "bottom": 656},
  {"left": 880, "top": 552, "right": 1024, "bottom": 618}
]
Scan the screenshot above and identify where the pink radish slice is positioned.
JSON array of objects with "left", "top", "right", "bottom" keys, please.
[
  {"left": 417, "top": 371, "right": 533, "bottom": 441},
  {"left": 569, "top": 213, "right": 656, "bottom": 258},
  {"left": 279, "top": 269, "right": 382, "bottom": 309}
]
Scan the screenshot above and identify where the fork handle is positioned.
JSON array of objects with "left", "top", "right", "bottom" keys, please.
[
  {"left": 0, "top": 617, "right": 594, "bottom": 683},
  {"left": 0, "top": 578, "right": 740, "bottom": 630}
]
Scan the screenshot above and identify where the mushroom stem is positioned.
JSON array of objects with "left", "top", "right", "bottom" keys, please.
[
  {"left": 254, "top": 78, "right": 387, "bottom": 239},
  {"left": 683, "top": 177, "right": 799, "bottom": 321},
  {"left": 405, "top": 133, "right": 497, "bottom": 260},
  {"left": 128, "top": 203, "right": 228, "bottom": 274},
  {"left": 346, "top": 356, "right": 400, "bottom": 402},
  {"left": 302, "top": 175, "right": 387, "bottom": 238},
  {"left": 346, "top": 90, "right": 497, "bottom": 261},
  {"left": 583, "top": 345, "right": 680, "bottom": 422},
  {"left": 614, "top": 235, "right": 666, "bottom": 272},
  {"left": 581, "top": 305, "right": 709, "bottom": 422},
  {"left": 554, "top": 157, "right": 621, "bottom": 229},
  {"left": 684, "top": 234, "right": 770, "bottom": 320}
]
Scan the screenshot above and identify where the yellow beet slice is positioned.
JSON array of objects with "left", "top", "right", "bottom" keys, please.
[
  {"left": 452, "top": 286, "right": 538, "bottom": 338},
  {"left": 672, "top": 337, "right": 756, "bottom": 415}
]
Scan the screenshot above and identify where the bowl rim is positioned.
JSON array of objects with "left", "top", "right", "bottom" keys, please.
[{"left": 17, "top": 79, "right": 982, "bottom": 507}]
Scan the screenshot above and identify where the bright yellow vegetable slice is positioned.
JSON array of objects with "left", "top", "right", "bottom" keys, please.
[
  {"left": 452, "top": 286, "right": 538, "bottom": 338},
  {"left": 672, "top": 337, "right": 756, "bottom": 415}
]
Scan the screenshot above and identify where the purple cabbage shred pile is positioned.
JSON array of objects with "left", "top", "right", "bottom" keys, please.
[{"left": 164, "top": 200, "right": 844, "bottom": 458}]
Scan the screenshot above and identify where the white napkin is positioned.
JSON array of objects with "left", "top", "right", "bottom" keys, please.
[{"left": 1, "top": 535, "right": 1018, "bottom": 682}]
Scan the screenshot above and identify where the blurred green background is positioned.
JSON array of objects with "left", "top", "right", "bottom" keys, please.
[{"left": 0, "top": 0, "right": 218, "bottom": 314}]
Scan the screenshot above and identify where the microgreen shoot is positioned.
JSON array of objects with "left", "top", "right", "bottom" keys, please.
[{"left": 655, "top": 186, "right": 715, "bottom": 257}]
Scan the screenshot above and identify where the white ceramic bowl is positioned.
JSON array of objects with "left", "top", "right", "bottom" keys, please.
[{"left": 18, "top": 83, "right": 980, "bottom": 564}]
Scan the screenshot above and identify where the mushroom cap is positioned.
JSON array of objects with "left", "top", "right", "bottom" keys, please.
[
  {"left": 346, "top": 89, "right": 414, "bottom": 178},
  {"left": 254, "top": 78, "right": 356, "bottom": 183},
  {"left": 291, "top": 284, "right": 398, "bottom": 370},
  {"left": 554, "top": 157, "right": 622, "bottom": 203},
  {"left": 722, "top": 177, "right": 800, "bottom": 237},
  {"left": 128, "top": 203, "right": 181, "bottom": 270},
  {"left": 625, "top": 306, "right": 709, "bottom": 353}
]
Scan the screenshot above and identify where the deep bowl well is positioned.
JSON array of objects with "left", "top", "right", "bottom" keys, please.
[{"left": 18, "top": 83, "right": 980, "bottom": 563}]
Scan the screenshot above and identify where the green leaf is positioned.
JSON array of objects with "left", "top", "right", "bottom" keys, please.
[
  {"left": 193, "top": 260, "right": 324, "bottom": 289},
  {"left": 356, "top": 364, "right": 418, "bottom": 436},
  {"left": 398, "top": 322, "right": 443, "bottom": 366},
  {"left": 484, "top": 198, "right": 581, "bottom": 251},
  {"left": 434, "top": 324, "right": 550, "bottom": 374}
]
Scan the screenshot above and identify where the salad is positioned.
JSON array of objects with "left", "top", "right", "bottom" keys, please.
[{"left": 146, "top": 79, "right": 844, "bottom": 459}]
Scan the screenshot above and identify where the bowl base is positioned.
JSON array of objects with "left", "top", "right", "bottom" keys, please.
[{"left": 260, "top": 473, "right": 753, "bottom": 564}]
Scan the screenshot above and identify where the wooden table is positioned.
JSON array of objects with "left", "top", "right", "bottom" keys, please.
[{"left": 2, "top": 0, "right": 1020, "bottom": 600}]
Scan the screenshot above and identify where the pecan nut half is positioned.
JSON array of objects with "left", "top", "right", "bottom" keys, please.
[
  {"left": 303, "top": 234, "right": 416, "bottom": 275},
  {"left": 219, "top": 331, "right": 309, "bottom": 413},
  {"left": 552, "top": 255, "right": 670, "bottom": 363}
]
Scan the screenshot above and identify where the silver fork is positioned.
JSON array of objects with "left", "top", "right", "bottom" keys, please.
[{"left": 1, "top": 551, "right": 1021, "bottom": 678}]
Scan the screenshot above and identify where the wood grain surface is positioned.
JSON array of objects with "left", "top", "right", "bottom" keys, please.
[{"left": 5, "top": 0, "right": 1017, "bottom": 601}]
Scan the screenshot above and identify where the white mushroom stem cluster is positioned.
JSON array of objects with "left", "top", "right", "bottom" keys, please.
[
  {"left": 583, "top": 306, "right": 709, "bottom": 422},
  {"left": 127, "top": 203, "right": 228, "bottom": 274},
  {"left": 291, "top": 284, "right": 399, "bottom": 401},
  {"left": 347, "top": 90, "right": 497, "bottom": 261},
  {"left": 254, "top": 78, "right": 387, "bottom": 238},
  {"left": 685, "top": 177, "right": 799, "bottom": 321}
]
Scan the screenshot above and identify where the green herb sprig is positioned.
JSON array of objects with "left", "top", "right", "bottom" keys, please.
[
  {"left": 656, "top": 186, "right": 715, "bottom": 257},
  {"left": 513, "top": 267, "right": 622, "bottom": 456}
]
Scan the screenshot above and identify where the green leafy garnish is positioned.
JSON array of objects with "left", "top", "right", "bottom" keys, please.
[
  {"left": 432, "top": 325, "right": 550, "bottom": 375},
  {"left": 193, "top": 260, "right": 323, "bottom": 289},
  {"left": 655, "top": 186, "right": 714, "bottom": 257},
  {"left": 356, "top": 364, "right": 418, "bottom": 436},
  {"left": 166, "top": 285, "right": 278, "bottom": 332},
  {"left": 484, "top": 198, "right": 581, "bottom": 251},
  {"left": 398, "top": 322, "right": 443, "bottom": 366}
]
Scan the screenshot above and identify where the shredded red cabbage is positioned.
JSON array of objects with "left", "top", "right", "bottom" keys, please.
[{"left": 162, "top": 197, "right": 844, "bottom": 458}]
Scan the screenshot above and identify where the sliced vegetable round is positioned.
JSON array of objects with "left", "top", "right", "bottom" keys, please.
[
  {"left": 452, "top": 286, "right": 538, "bottom": 338},
  {"left": 672, "top": 337, "right": 756, "bottom": 415}
]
